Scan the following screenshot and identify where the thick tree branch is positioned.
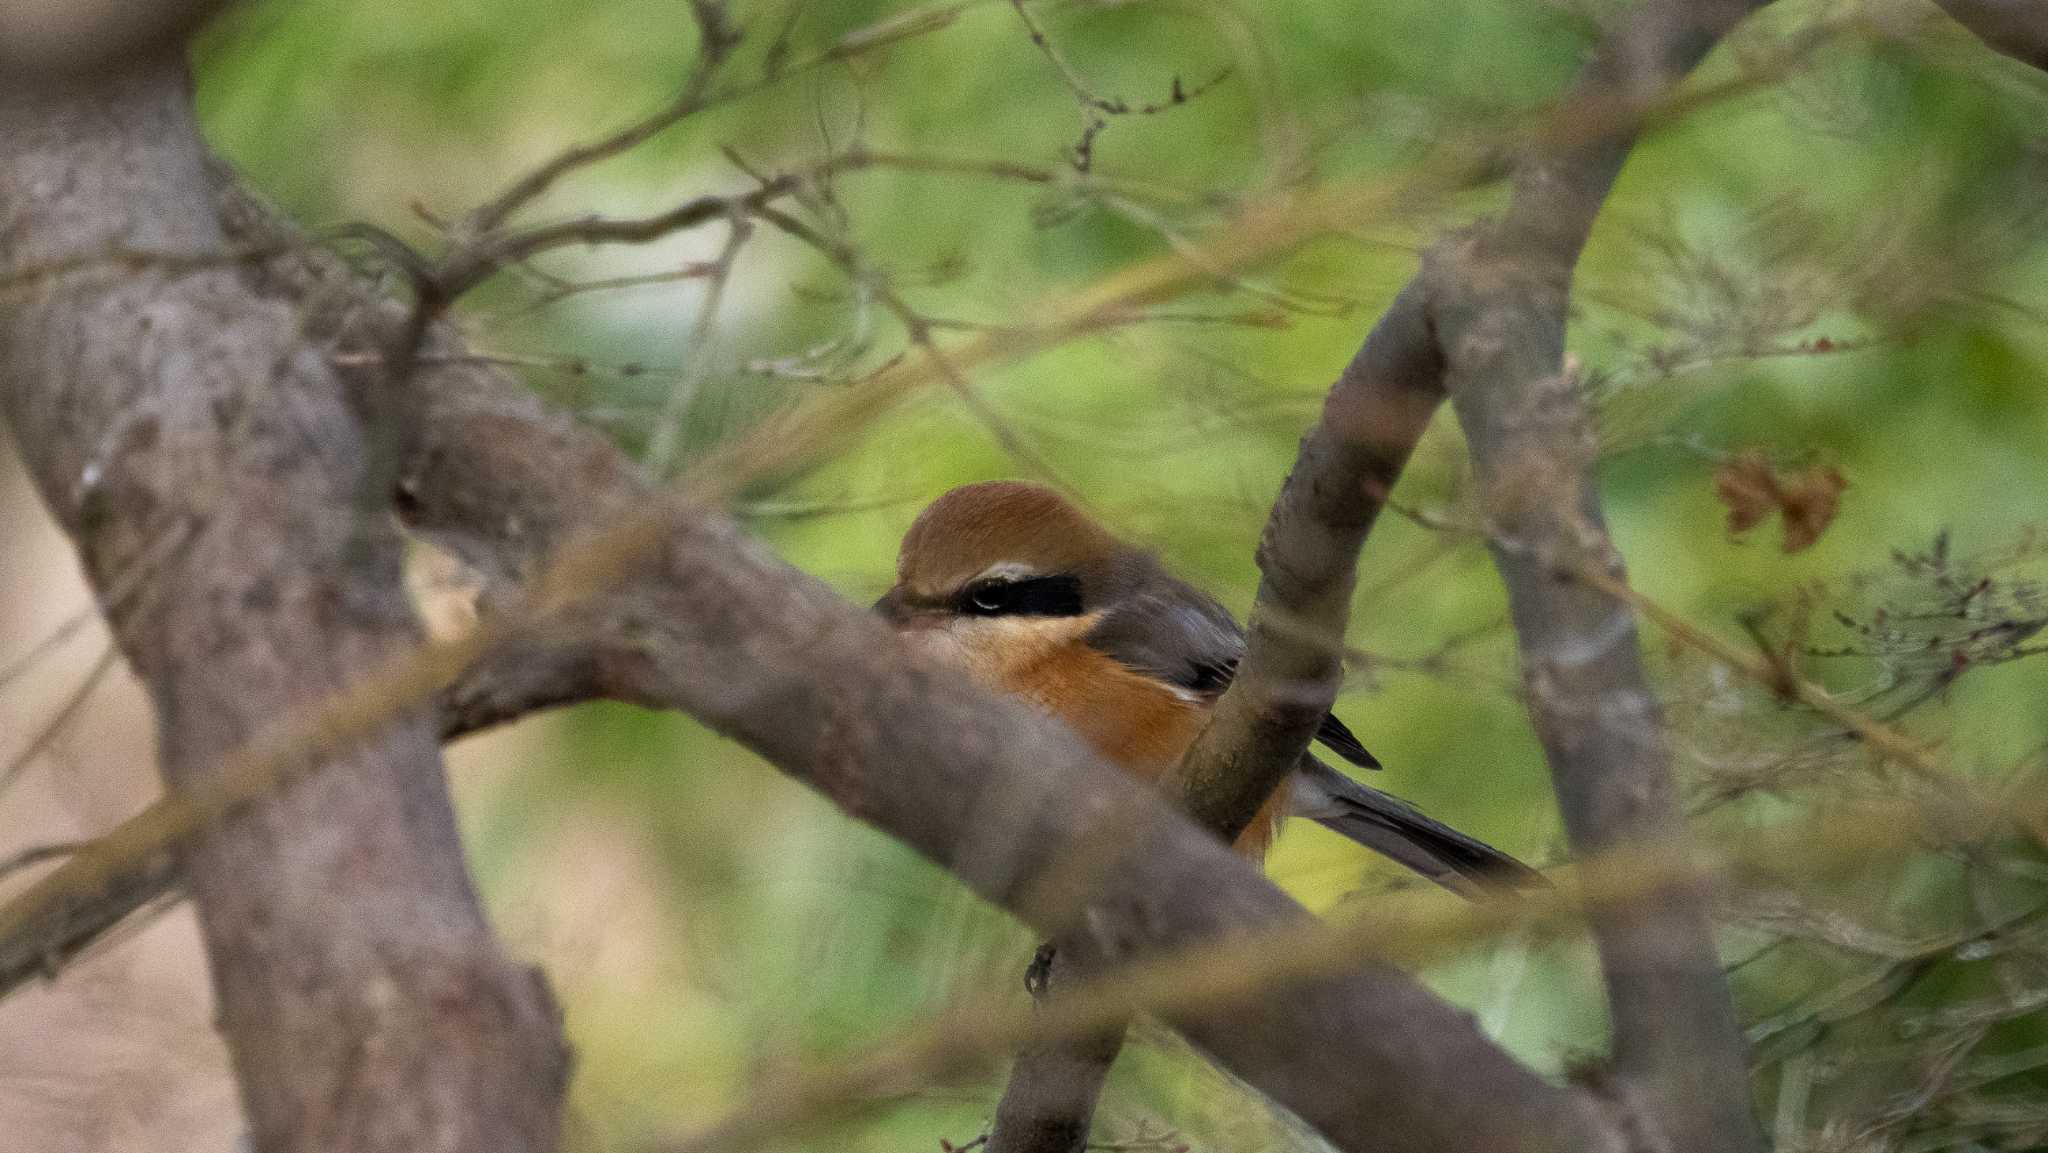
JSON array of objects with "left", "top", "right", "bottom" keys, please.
[
  {"left": 982, "top": 1023, "right": 1124, "bottom": 1153},
  {"left": 1434, "top": 2, "right": 1769, "bottom": 1152},
  {"left": 0, "top": 57, "right": 567, "bottom": 1153}
]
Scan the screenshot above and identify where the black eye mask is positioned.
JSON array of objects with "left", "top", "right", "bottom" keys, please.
[{"left": 957, "top": 574, "right": 1085, "bottom": 618}]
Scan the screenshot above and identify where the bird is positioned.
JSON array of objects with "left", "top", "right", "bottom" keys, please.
[{"left": 873, "top": 479, "right": 1539, "bottom": 892}]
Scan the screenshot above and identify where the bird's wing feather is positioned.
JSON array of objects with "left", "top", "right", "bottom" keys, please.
[
  {"left": 1312, "top": 713, "right": 1381, "bottom": 770},
  {"left": 1083, "top": 579, "right": 1379, "bottom": 769},
  {"left": 1289, "top": 755, "right": 1543, "bottom": 894},
  {"left": 1078, "top": 569, "right": 1530, "bottom": 893},
  {"left": 1081, "top": 581, "right": 1244, "bottom": 694}
]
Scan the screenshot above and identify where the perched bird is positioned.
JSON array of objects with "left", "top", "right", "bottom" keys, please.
[{"left": 874, "top": 479, "right": 1537, "bottom": 892}]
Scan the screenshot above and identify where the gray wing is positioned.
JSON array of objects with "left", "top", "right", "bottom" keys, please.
[
  {"left": 1084, "top": 577, "right": 1536, "bottom": 893},
  {"left": 1082, "top": 578, "right": 1379, "bottom": 769},
  {"left": 1082, "top": 579, "right": 1246, "bottom": 695},
  {"left": 1290, "top": 755, "right": 1543, "bottom": 893}
]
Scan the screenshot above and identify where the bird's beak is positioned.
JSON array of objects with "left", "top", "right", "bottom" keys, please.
[
  {"left": 872, "top": 586, "right": 909, "bottom": 626},
  {"left": 874, "top": 586, "right": 949, "bottom": 632}
]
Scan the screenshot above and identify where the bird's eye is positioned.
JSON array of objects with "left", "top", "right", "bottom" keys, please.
[
  {"left": 958, "top": 575, "right": 1083, "bottom": 618},
  {"left": 965, "top": 582, "right": 1013, "bottom": 615}
]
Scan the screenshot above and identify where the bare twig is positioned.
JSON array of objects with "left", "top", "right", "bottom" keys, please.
[
  {"left": 0, "top": 840, "right": 84, "bottom": 883},
  {"left": 0, "top": 608, "right": 96, "bottom": 700},
  {"left": 433, "top": 179, "right": 799, "bottom": 302},
  {"left": 1567, "top": 561, "right": 1991, "bottom": 804},
  {"left": 460, "top": 0, "right": 739, "bottom": 235},
  {"left": 0, "top": 645, "right": 117, "bottom": 797},
  {"left": 642, "top": 212, "right": 751, "bottom": 479},
  {"left": 1007, "top": 0, "right": 1230, "bottom": 172},
  {"left": 746, "top": 198, "right": 1070, "bottom": 487}
]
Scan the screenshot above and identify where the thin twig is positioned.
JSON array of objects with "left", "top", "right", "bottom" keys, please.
[
  {"left": 461, "top": 0, "right": 742, "bottom": 235},
  {"left": 0, "top": 645, "right": 117, "bottom": 797},
  {"left": 0, "top": 841, "right": 84, "bottom": 883},
  {"left": 642, "top": 213, "right": 751, "bottom": 479}
]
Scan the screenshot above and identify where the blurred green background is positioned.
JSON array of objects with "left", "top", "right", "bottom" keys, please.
[{"left": 182, "top": 0, "right": 2048, "bottom": 1148}]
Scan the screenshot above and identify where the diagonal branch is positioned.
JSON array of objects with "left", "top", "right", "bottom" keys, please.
[{"left": 1163, "top": 280, "right": 1441, "bottom": 835}]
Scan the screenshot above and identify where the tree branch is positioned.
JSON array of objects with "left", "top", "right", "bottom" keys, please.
[
  {"left": 0, "top": 56, "right": 567, "bottom": 1153},
  {"left": 1165, "top": 280, "right": 1441, "bottom": 836},
  {"left": 1432, "top": 2, "right": 1770, "bottom": 1151}
]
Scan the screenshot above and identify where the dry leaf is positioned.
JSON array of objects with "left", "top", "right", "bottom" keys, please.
[
  {"left": 1711, "top": 451, "right": 1847, "bottom": 553},
  {"left": 1778, "top": 464, "right": 1846, "bottom": 554},
  {"left": 1713, "top": 450, "right": 1779, "bottom": 535}
]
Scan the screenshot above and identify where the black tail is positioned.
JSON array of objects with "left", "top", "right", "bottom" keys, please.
[{"left": 1289, "top": 756, "right": 1543, "bottom": 895}]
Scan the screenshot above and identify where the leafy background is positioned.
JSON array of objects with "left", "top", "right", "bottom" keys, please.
[{"left": 4, "top": 0, "right": 2048, "bottom": 1149}]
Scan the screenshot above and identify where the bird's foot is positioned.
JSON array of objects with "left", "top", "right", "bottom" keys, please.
[{"left": 1024, "top": 942, "right": 1057, "bottom": 998}]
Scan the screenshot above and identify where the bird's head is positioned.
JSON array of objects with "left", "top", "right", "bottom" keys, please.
[
  {"left": 874, "top": 480, "right": 1125, "bottom": 624},
  {"left": 873, "top": 481, "right": 1155, "bottom": 677}
]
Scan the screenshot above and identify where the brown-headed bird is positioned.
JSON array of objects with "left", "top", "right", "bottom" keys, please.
[{"left": 874, "top": 479, "right": 1537, "bottom": 892}]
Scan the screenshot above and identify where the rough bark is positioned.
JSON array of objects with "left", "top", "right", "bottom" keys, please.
[
  {"left": 0, "top": 57, "right": 567, "bottom": 1153},
  {"left": 985, "top": 1020, "right": 1125, "bottom": 1153}
]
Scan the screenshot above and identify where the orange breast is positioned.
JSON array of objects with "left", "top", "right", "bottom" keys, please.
[{"left": 995, "top": 636, "right": 1290, "bottom": 859}]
